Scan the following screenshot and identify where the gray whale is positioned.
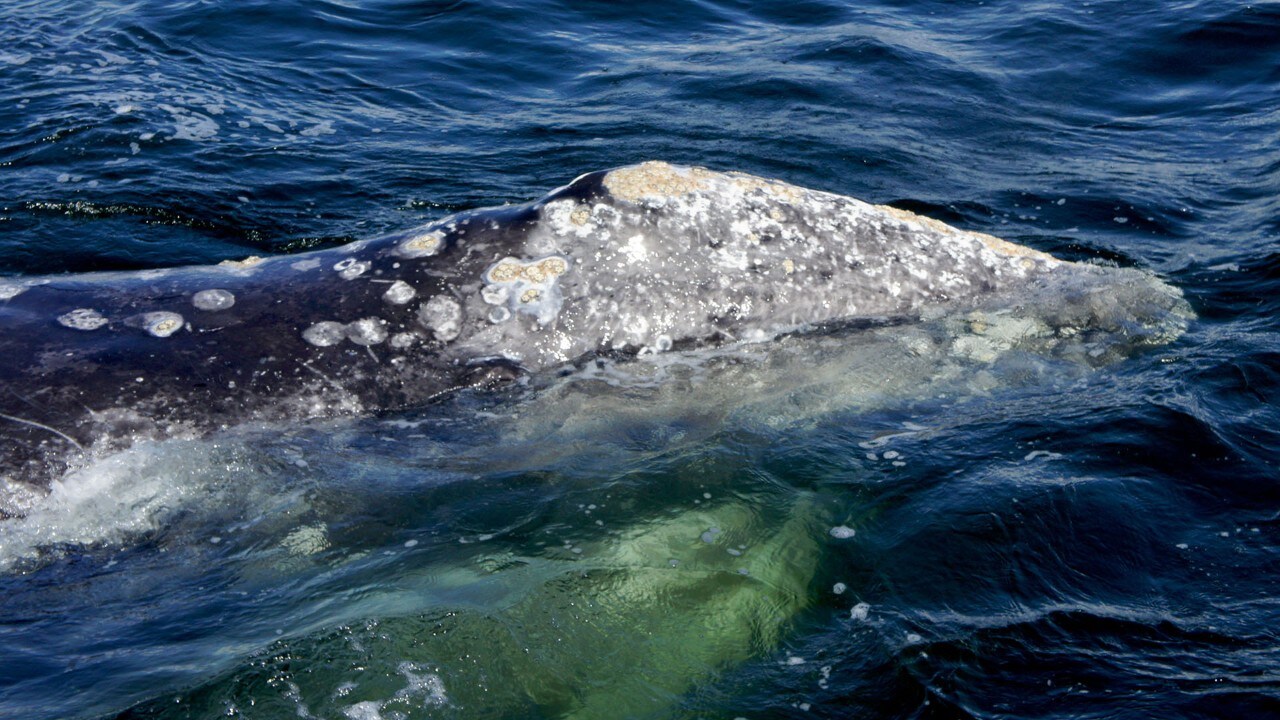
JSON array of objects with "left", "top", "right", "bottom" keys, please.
[{"left": 0, "top": 162, "right": 1189, "bottom": 514}]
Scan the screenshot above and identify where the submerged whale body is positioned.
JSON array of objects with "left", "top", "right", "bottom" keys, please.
[{"left": 0, "top": 162, "right": 1189, "bottom": 514}]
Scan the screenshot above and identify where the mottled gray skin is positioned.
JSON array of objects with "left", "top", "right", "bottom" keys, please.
[{"left": 0, "top": 162, "right": 1189, "bottom": 514}]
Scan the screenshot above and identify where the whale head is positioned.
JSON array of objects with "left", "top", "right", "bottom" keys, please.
[{"left": 422, "top": 161, "right": 1190, "bottom": 370}]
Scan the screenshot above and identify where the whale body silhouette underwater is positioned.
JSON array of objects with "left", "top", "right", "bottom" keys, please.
[{"left": 0, "top": 161, "right": 1191, "bottom": 516}]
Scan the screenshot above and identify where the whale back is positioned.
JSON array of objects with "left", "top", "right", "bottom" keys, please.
[{"left": 0, "top": 162, "right": 1191, "bottom": 512}]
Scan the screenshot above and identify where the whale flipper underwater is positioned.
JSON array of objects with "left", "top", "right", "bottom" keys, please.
[{"left": 0, "top": 161, "right": 1190, "bottom": 516}]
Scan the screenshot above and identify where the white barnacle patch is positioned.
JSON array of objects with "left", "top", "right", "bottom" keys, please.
[
  {"left": 137, "top": 311, "right": 185, "bottom": 338},
  {"left": 396, "top": 230, "right": 443, "bottom": 259},
  {"left": 389, "top": 331, "right": 417, "bottom": 349},
  {"left": 346, "top": 317, "right": 388, "bottom": 346},
  {"left": 334, "top": 257, "right": 370, "bottom": 280},
  {"left": 302, "top": 321, "right": 346, "bottom": 347},
  {"left": 481, "top": 255, "right": 571, "bottom": 326},
  {"left": 621, "top": 233, "right": 649, "bottom": 264},
  {"left": 417, "top": 295, "right": 463, "bottom": 342},
  {"left": 383, "top": 280, "right": 416, "bottom": 305},
  {"left": 192, "top": 288, "right": 235, "bottom": 311},
  {"left": 481, "top": 284, "right": 509, "bottom": 306},
  {"left": 58, "top": 308, "right": 108, "bottom": 330}
]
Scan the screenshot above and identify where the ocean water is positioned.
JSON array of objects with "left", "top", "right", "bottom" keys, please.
[{"left": 1, "top": 1, "right": 1279, "bottom": 718}]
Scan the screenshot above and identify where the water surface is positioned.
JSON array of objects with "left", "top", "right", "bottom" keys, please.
[{"left": 2, "top": 1, "right": 1279, "bottom": 718}]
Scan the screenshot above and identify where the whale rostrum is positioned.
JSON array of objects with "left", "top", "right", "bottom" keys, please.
[{"left": 0, "top": 161, "right": 1191, "bottom": 512}]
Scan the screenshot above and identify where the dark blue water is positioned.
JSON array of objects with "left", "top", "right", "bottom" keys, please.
[{"left": 2, "top": 1, "right": 1279, "bottom": 718}]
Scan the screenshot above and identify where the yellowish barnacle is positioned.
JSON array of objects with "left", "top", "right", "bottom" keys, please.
[
  {"left": 520, "top": 289, "right": 541, "bottom": 304},
  {"left": 487, "top": 256, "right": 570, "bottom": 286},
  {"left": 138, "top": 311, "right": 185, "bottom": 338},
  {"left": 523, "top": 264, "right": 548, "bottom": 283},
  {"left": 397, "top": 231, "right": 443, "bottom": 258},
  {"left": 728, "top": 172, "right": 804, "bottom": 202},
  {"left": 488, "top": 261, "right": 523, "bottom": 283},
  {"left": 219, "top": 255, "right": 265, "bottom": 269},
  {"left": 782, "top": 258, "right": 795, "bottom": 275},
  {"left": 874, "top": 204, "right": 1058, "bottom": 265},
  {"left": 603, "top": 161, "right": 713, "bottom": 203},
  {"left": 570, "top": 205, "right": 591, "bottom": 225},
  {"left": 540, "top": 257, "right": 568, "bottom": 277}
]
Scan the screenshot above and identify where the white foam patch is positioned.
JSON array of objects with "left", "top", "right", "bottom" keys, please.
[
  {"left": 0, "top": 280, "right": 27, "bottom": 300},
  {"left": 0, "top": 441, "right": 242, "bottom": 571},
  {"left": 159, "top": 104, "right": 219, "bottom": 141},
  {"left": 0, "top": 51, "right": 32, "bottom": 66},
  {"left": 300, "top": 120, "right": 336, "bottom": 137},
  {"left": 339, "top": 662, "right": 447, "bottom": 719},
  {"left": 342, "top": 701, "right": 384, "bottom": 720}
]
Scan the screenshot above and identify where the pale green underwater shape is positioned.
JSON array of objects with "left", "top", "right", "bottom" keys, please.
[{"left": 185, "top": 494, "right": 827, "bottom": 719}]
